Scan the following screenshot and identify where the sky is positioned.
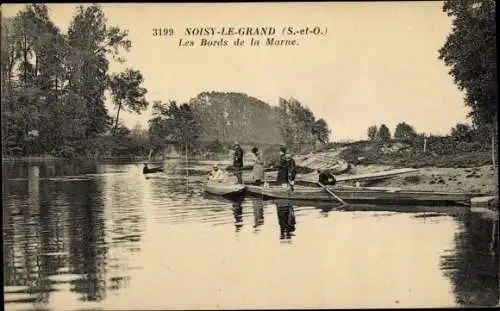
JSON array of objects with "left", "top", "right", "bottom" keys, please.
[{"left": 2, "top": 2, "right": 470, "bottom": 141}]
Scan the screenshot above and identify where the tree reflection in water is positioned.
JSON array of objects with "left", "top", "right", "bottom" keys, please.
[
  {"left": 65, "top": 178, "right": 108, "bottom": 302},
  {"left": 440, "top": 213, "right": 499, "bottom": 307},
  {"left": 3, "top": 164, "right": 69, "bottom": 306}
]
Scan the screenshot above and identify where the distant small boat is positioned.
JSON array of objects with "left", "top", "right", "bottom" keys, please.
[
  {"left": 143, "top": 165, "right": 164, "bottom": 174},
  {"left": 204, "top": 182, "right": 246, "bottom": 196}
]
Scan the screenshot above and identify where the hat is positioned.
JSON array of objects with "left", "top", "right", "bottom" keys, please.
[
  {"left": 234, "top": 141, "right": 240, "bottom": 146},
  {"left": 213, "top": 164, "right": 218, "bottom": 168}
]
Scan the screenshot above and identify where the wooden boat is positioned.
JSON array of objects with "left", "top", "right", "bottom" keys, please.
[
  {"left": 300, "top": 168, "right": 420, "bottom": 185},
  {"left": 225, "top": 165, "right": 275, "bottom": 172},
  {"left": 245, "top": 184, "right": 476, "bottom": 206},
  {"left": 143, "top": 165, "right": 164, "bottom": 174},
  {"left": 204, "top": 182, "right": 246, "bottom": 196}
]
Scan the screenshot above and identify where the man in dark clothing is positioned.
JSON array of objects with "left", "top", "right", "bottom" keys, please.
[
  {"left": 233, "top": 142, "right": 244, "bottom": 184},
  {"left": 318, "top": 169, "right": 336, "bottom": 185},
  {"left": 285, "top": 153, "right": 297, "bottom": 191},
  {"left": 276, "top": 146, "right": 288, "bottom": 184}
]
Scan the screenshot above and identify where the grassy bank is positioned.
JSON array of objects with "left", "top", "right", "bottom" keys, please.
[{"left": 294, "top": 140, "right": 498, "bottom": 195}]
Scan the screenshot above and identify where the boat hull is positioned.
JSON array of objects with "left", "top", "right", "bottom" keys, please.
[
  {"left": 245, "top": 185, "right": 475, "bottom": 206},
  {"left": 204, "top": 182, "right": 246, "bottom": 197}
]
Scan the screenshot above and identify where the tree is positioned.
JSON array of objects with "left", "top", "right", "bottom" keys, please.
[
  {"left": 394, "top": 122, "right": 417, "bottom": 140},
  {"left": 439, "top": 0, "right": 496, "bottom": 169},
  {"left": 439, "top": 1, "right": 496, "bottom": 133},
  {"left": 189, "top": 92, "right": 283, "bottom": 145},
  {"left": 367, "top": 125, "right": 378, "bottom": 141},
  {"left": 108, "top": 68, "right": 148, "bottom": 135},
  {"left": 311, "top": 118, "right": 330, "bottom": 144},
  {"left": 376, "top": 124, "right": 391, "bottom": 142},
  {"left": 277, "top": 97, "right": 322, "bottom": 152},
  {"left": 451, "top": 123, "right": 473, "bottom": 142},
  {"left": 66, "top": 4, "right": 131, "bottom": 140},
  {"left": 148, "top": 101, "right": 202, "bottom": 154}
]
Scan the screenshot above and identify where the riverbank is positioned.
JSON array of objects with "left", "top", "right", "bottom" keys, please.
[
  {"left": 296, "top": 164, "right": 498, "bottom": 195},
  {"left": 292, "top": 142, "right": 498, "bottom": 195}
]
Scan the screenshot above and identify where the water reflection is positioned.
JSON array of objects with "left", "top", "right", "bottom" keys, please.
[
  {"left": 251, "top": 199, "right": 265, "bottom": 230},
  {"left": 65, "top": 176, "right": 107, "bottom": 302},
  {"left": 276, "top": 201, "right": 297, "bottom": 240},
  {"left": 232, "top": 198, "right": 244, "bottom": 232},
  {"left": 440, "top": 214, "right": 499, "bottom": 307},
  {"left": 3, "top": 160, "right": 500, "bottom": 309},
  {"left": 3, "top": 161, "right": 146, "bottom": 309}
]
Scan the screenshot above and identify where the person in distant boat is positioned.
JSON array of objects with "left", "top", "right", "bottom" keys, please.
[
  {"left": 208, "top": 164, "right": 227, "bottom": 181},
  {"left": 232, "top": 142, "right": 244, "bottom": 184},
  {"left": 143, "top": 163, "right": 164, "bottom": 174},
  {"left": 250, "top": 147, "right": 265, "bottom": 186},
  {"left": 317, "top": 169, "right": 337, "bottom": 185}
]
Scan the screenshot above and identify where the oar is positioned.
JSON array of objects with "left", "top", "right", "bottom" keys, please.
[{"left": 317, "top": 181, "right": 348, "bottom": 206}]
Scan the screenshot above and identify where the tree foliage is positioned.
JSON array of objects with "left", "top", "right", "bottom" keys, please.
[
  {"left": 451, "top": 123, "right": 473, "bottom": 143},
  {"left": 367, "top": 125, "right": 378, "bottom": 141},
  {"left": 1, "top": 4, "right": 146, "bottom": 158},
  {"left": 109, "top": 68, "right": 148, "bottom": 134},
  {"left": 439, "top": 0, "right": 497, "bottom": 128},
  {"left": 376, "top": 124, "right": 391, "bottom": 142},
  {"left": 278, "top": 97, "right": 328, "bottom": 152},
  {"left": 394, "top": 122, "right": 417, "bottom": 140},
  {"left": 148, "top": 101, "right": 202, "bottom": 154},
  {"left": 312, "top": 118, "right": 330, "bottom": 144},
  {"left": 188, "top": 92, "right": 283, "bottom": 145}
]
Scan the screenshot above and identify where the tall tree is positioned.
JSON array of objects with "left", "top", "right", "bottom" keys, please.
[
  {"left": 66, "top": 4, "right": 131, "bottom": 139},
  {"left": 367, "top": 125, "right": 378, "bottom": 141},
  {"left": 439, "top": 0, "right": 497, "bottom": 169},
  {"left": 148, "top": 101, "right": 202, "bottom": 154},
  {"left": 108, "top": 68, "right": 148, "bottom": 135},
  {"left": 277, "top": 97, "right": 321, "bottom": 151},
  {"left": 439, "top": 0, "right": 497, "bottom": 132},
  {"left": 377, "top": 124, "right": 391, "bottom": 142},
  {"left": 451, "top": 123, "right": 473, "bottom": 142},
  {"left": 312, "top": 118, "right": 330, "bottom": 144},
  {"left": 394, "top": 122, "right": 417, "bottom": 140}
]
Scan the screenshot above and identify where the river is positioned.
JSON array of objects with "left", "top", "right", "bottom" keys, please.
[{"left": 2, "top": 160, "right": 499, "bottom": 309}]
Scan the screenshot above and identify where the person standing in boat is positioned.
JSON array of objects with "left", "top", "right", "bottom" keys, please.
[
  {"left": 250, "top": 147, "right": 265, "bottom": 186},
  {"left": 232, "top": 142, "right": 244, "bottom": 184},
  {"left": 276, "top": 146, "right": 288, "bottom": 185},
  {"left": 285, "top": 153, "right": 297, "bottom": 191}
]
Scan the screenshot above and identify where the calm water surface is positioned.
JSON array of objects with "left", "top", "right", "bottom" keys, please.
[{"left": 3, "top": 160, "right": 499, "bottom": 309}]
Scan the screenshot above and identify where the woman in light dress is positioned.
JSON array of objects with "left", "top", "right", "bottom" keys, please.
[{"left": 250, "top": 147, "right": 265, "bottom": 186}]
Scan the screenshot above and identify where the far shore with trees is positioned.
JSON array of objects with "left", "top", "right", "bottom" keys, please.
[{"left": 2, "top": 1, "right": 497, "bottom": 174}]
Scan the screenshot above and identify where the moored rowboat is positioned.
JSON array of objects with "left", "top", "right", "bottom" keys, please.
[
  {"left": 245, "top": 184, "right": 476, "bottom": 206},
  {"left": 204, "top": 182, "right": 246, "bottom": 196}
]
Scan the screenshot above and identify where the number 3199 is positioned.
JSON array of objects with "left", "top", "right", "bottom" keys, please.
[{"left": 152, "top": 28, "right": 174, "bottom": 36}]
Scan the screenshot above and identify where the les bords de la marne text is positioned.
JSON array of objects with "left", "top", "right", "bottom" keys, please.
[{"left": 152, "top": 26, "right": 328, "bottom": 47}]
